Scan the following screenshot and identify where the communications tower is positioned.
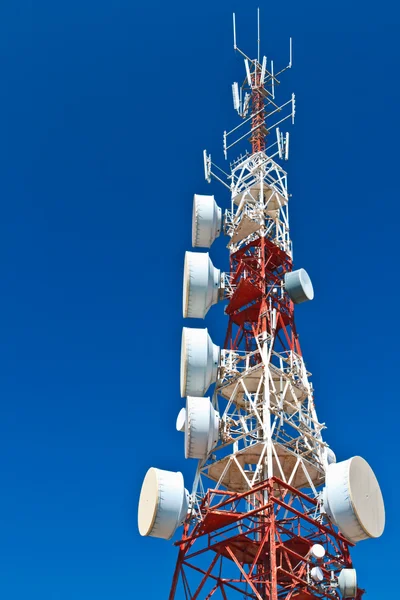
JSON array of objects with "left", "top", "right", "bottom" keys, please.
[{"left": 138, "top": 11, "right": 385, "bottom": 600}]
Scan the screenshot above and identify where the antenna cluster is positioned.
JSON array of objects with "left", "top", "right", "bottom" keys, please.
[
  {"left": 137, "top": 11, "right": 385, "bottom": 599},
  {"left": 224, "top": 13, "right": 294, "bottom": 160}
]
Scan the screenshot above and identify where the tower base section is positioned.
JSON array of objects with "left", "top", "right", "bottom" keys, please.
[{"left": 169, "top": 478, "right": 364, "bottom": 600}]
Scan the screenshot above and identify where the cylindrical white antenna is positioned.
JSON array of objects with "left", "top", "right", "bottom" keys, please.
[
  {"left": 232, "top": 82, "right": 240, "bottom": 111},
  {"left": 260, "top": 56, "right": 267, "bottom": 85},
  {"left": 257, "top": 8, "right": 260, "bottom": 64},
  {"left": 285, "top": 132, "right": 290, "bottom": 160},
  {"left": 276, "top": 127, "right": 282, "bottom": 159},
  {"left": 244, "top": 59, "right": 252, "bottom": 88},
  {"left": 289, "top": 37, "right": 293, "bottom": 68},
  {"left": 292, "top": 93, "right": 296, "bottom": 124},
  {"left": 233, "top": 13, "right": 236, "bottom": 49}
]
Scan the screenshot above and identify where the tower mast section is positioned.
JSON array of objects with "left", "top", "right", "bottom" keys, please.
[{"left": 138, "top": 11, "right": 385, "bottom": 600}]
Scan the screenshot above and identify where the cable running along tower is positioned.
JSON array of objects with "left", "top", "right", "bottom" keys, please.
[{"left": 138, "top": 12, "right": 385, "bottom": 600}]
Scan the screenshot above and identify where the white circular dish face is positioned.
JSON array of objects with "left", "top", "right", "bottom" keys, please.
[
  {"left": 176, "top": 408, "right": 186, "bottom": 432},
  {"left": 284, "top": 268, "right": 314, "bottom": 304},
  {"left": 324, "top": 456, "right": 385, "bottom": 542},
  {"left": 310, "top": 566, "right": 324, "bottom": 583},
  {"left": 326, "top": 447, "right": 337, "bottom": 465},
  {"left": 338, "top": 568, "right": 357, "bottom": 598},
  {"left": 348, "top": 456, "right": 385, "bottom": 538},
  {"left": 138, "top": 468, "right": 159, "bottom": 536},
  {"left": 310, "top": 543, "right": 325, "bottom": 559},
  {"left": 298, "top": 268, "right": 314, "bottom": 301},
  {"left": 138, "top": 468, "right": 189, "bottom": 540}
]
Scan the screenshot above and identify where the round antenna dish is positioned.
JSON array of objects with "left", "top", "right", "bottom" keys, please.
[
  {"left": 284, "top": 268, "right": 314, "bottom": 304},
  {"left": 310, "top": 544, "right": 325, "bottom": 560},
  {"left": 326, "top": 447, "right": 336, "bottom": 466},
  {"left": 183, "top": 252, "right": 222, "bottom": 319},
  {"left": 180, "top": 327, "right": 220, "bottom": 397},
  {"left": 310, "top": 566, "right": 323, "bottom": 583},
  {"left": 323, "top": 456, "right": 385, "bottom": 543},
  {"left": 138, "top": 468, "right": 189, "bottom": 540},
  {"left": 176, "top": 408, "right": 186, "bottom": 432},
  {"left": 192, "top": 194, "right": 222, "bottom": 248},
  {"left": 177, "top": 396, "right": 220, "bottom": 459},
  {"left": 338, "top": 568, "right": 357, "bottom": 598}
]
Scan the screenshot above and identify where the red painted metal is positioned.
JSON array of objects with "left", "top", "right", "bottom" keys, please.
[
  {"left": 250, "top": 68, "right": 267, "bottom": 154},
  {"left": 169, "top": 478, "right": 364, "bottom": 599},
  {"left": 224, "top": 225, "right": 296, "bottom": 355},
  {"left": 168, "top": 54, "right": 361, "bottom": 600}
]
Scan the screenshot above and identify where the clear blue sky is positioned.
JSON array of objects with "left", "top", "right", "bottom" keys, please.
[{"left": 0, "top": 1, "right": 398, "bottom": 598}]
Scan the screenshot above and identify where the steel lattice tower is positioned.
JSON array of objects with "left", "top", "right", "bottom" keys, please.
[{"left": 138, "top": 12, "right": 385, "bottom": 600}]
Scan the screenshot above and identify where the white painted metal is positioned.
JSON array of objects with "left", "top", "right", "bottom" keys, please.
[
  {"left": 193, "top": 342, "right": 327, "bottom": 494},
  {"left": 138, "top": 468, "right": 189, "bottom": 540},
  {"left": 276, "top": 127, "right": 282, "bottom": 159},
  {"left": 192, "top": 194, "right": 222, "bottom": 248},
  {"left": 232, "top": 82, "right": 240, "bottom": 111},
  {"left": 177, "top": 396, "right": 220, "bottom": 459},
  {"left": 242, "top": 92, "right": 251, "bottom": 117},
  {"left": 338, "top": 569, "right": 357, "bottom": 598},
  {"left": 244, "top": 59, "right": 252, "bottom": 88},
  {"left": 260, "top": 56, "right": 267, "bottom": 84},
  {"left": 310, "top": 566, "right": 323, "bottom": 582},
  {"left": 284, "top": 268, "right": 314, "bottom": 304},
  {"left": 180, "top": 327, "right": 220, "bottom": 397},
  {"left": 183, "top": 252, "right": 222, "bottom": 319},
  {"left": 310, "top": 544, "right": 325, "bottom": 560},
  {"left": 220, "top": 151, "right": 293, "bottom": 256},
  {"left": 323, "top": 456, "right": 385, "bottom": 542},
  {"left": 285, "top": 131, "right": 289, "bottom": 160}
]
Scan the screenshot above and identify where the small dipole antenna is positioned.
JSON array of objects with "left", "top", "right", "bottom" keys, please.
[
  {"left": 271, "top": 60, "right": 275, "bottom": 98},
  {"left": 257, "top": 8, "right": 260, "bottom": 63},
  {"left": 233, "top": 13, "right": 237, "bottom": 50}
]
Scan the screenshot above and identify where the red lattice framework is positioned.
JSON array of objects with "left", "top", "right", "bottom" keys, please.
[
  {"left": 224, "top": 237, "right": 299, "bottom": 357},
  {"left": 169, "top": 479, "right": 363, "bottom": 600},
  {"left": 168, "top": 51, "right": 363, "bottom": 600},
  {"left": 250, "top": 68, "right": 267, "bottom": 154}
]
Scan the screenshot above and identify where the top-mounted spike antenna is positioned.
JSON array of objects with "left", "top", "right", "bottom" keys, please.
[
  {"left": 233, "top": 13, "right": 237, "bottom": 50},
  {"left": 257, "top": 8, "right": 260, "bottom": 64},
  {"left": 289, "top": 37, "right": 293, "bottom": 68}
]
